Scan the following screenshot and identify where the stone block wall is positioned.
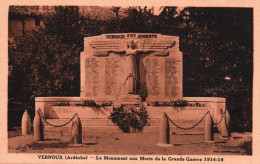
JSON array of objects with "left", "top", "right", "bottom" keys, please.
[{"left": 35, "top": 97, "right": 81, "bottom": 118}]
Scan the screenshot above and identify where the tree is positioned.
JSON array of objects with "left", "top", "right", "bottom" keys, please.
[
  {"left": 149, "top": 7, "right": 252, "bottom": 131},
  {"left": 177, "top": 8, "right": 252, "bottom": 131},
  {"left": 44, "top": 6, "right": 86, "bottom": 49},
  {"left": 112, "top": 6, "right": 121, "bottom": 18},
  {"left": 8, "top": 6, "right": 84, "bottom": 128},
  {"left": 106, "top": 7, "right": 157, "bottom": 33}
]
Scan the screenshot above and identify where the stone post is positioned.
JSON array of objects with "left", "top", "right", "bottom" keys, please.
[
  {"left": 157, "top": 114, "right": 173, "bottom": 147},
  {"left": 21, "top": 109, "right": 32, "bottom": 135},
  {"left": 221, "top": 109, "right": 231, "bottom": 139},
  {"left": 33, "top": 111, "right": 44, "bottom": 141},
  {"left": 204, "top": 112, "right": 214, "bottom": 143},
  {"left": 71, "top": 115, "right": 82, "bottom": 144}
]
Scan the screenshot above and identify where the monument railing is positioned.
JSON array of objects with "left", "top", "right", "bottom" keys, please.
[
  {"left": 212, "top": 110, "right": 226, "bottom": 126},
  {"left": 164, "top": 109, "right": 226, "bottom": 130},
  {"left": 37, "top": 109, "right": 79, "bottom": 127}
]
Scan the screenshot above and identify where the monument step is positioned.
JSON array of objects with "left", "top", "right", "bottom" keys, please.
[
  {"left": 43, "top": 118, "right": 205, "bottom": 127},
  {"left": 43, "top": 124, "right": 204, "bottom": 135},
  {"left": 44, "top": 126, "right": 122, "bottom": 134},
  {"left": 148, "top": 119, "right": 205, "bottom": 127},
  {"left": 172, "top": 126, "right": 204, "bottom": 134},
  {"left": 147, "top": 107, "right": 209, "bottom": 120},
  {"left": 43, "top": 118, "right": 114, "bottom": 126},
  {"left": 47, "top": 106, "right": 209, "bottom": 120}
]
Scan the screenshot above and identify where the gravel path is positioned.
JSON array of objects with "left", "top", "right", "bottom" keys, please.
[{"left": 8, "top": 131, "right": 252, "bottom": 155}]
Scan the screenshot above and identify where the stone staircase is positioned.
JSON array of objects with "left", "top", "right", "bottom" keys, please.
[
  {"left": 43, "top": 118, "right": 205, "bottom": 136},
  {"left": 42, "top": 105, "right": 209, "bottom": 137}
]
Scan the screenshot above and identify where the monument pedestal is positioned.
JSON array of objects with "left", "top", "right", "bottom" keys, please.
[
  {"left": 119, "top": 94, "right": 141, "bottom": 102},
  {"left": 113, "top": 94, "right": 142, "bottom": 106}
]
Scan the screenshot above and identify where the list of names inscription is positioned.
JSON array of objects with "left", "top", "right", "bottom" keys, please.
[
  {"left": 105, "top": 58, "right": 120, "bottom": 95},
  {"left": 85, "top": 58, "right": 100, "bottom": 97},
  {"left": 145, "top": 58, "right": 160, "bottom": 95},
  {"left": 165, "top": 58, "right": 178, "bottom": 97}
]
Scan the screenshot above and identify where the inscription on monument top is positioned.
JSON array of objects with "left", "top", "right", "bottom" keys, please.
[{"left": 105, "top": 33, "right": 159, "bottom": 39}]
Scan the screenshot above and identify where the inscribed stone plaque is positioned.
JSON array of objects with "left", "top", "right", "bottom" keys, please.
[
  {"left": 85, "top": 58, "right": 100, "bottom": 97},
  {"left": 165, "top": 58, "right": 179, "bottom": 97},
  {"left": 144, "top": 56, "right": 182, "bottom": 102},
  {"left": 105, "top": 57, "right": 121, "bottom": 96},
  {"left": 145, "top": 57, "right": 160, "bottom": 96},
  {"left": 144, "top": 57, "right": 166, "bottom": 102},
  {"left": 84, "top": 54, "right": 125, "bottom": 101}
]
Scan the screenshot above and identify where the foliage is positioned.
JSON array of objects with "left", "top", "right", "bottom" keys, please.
[
  {"left": 9, "top": 6, "right": 41, "bottom": 17},
  {"left": 8, "top": 29, "right": 80, "bottom": 127},
  {"left": 151, "top": 100, "right": 204, "bottom": 107},
  {"left": 75, "top": 100, "right": 113, "bottom": 107},
  {"left": 56, "top": 101, "right": 70, "bottom": 106},
  {"left": 43, "top": 6, "right": 86, "bottom": 49},
  {"left": 172, "top": 99, "right": 188, "bottom": 107},
  {"left": 105, "top": 7, "right": 157, "bottom": 33},
  {"left": 109, "top": 105, "right": 149, "bottom": 133},
  {"left": 9, "top": 29, "right": 80, "bottom": 97},
  {"left": 160, "top": 7, "right": 252, "bottom": 132},
  {"left": 8, "top": 6, "right": 84, "bottom": 127},
  {"left": 152, "top": 100, "right": 188, "bottom": 107},
  {"left": 239, "top": 140, "right": 252, "bottom": 155}
]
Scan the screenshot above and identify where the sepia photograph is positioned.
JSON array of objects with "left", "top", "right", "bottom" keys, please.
[{"left": 1, "top": 1, "right": 258, "bottom": 163}]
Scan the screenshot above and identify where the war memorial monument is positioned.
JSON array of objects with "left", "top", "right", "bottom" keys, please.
[{"left": 34, "top": 33, "right": 227, "bottom": 135}]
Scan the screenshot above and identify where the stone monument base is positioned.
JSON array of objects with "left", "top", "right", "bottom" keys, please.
[
  {"left": 35, "top": 97, "right": 226, "bottom": 136},
  {"left": 113, "top": 94, "right": 142, "bottom": 106},
  {"left": 119, "top": 94, "right": 142, "bottom": 102},
  {"left": 42, "top": 106, "right": 208, "bottom": 135}
]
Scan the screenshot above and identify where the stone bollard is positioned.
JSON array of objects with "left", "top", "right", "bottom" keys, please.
[
  {"left": 21, "top": 109, "right": 32, "bottom": 135},
  {"left": 157, "top": 114, "right": 173, "bottom": 147},
  {"left": 33, "top": 111, "right": 44, "bottom": 141},
  {"left": 214, "top": 108, "right": 223, "bottom": 133},
  {"left": 71, "top": 115, "right": 82, "bottom": 144},
  {"left": 204, "top": 112, "right": 214, "bottom": 143},
  {"left": 221, "top": 110, "right": 231, "bottom": 139}
]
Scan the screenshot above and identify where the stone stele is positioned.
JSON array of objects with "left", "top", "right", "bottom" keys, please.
[{"left": 80, "top": 33, "right": 183, "bottom": 103}]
